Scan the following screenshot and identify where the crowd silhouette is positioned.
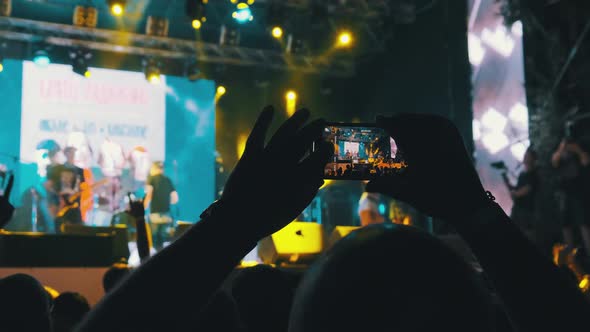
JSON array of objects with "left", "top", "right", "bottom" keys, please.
[{"left": 1, "top": 107, "right": 589, "bottom": 332}]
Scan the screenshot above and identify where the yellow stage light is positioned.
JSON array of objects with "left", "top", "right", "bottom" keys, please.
[
  {"left": 285, "top": 90, "right": 297, "bottom": 116},
  {"left": 192, "top": 19, "right": 202, "bottom": 30},
  {"left": 44, "top": 285, "right": 60, "bottom": 299},
  {"left": 336, "top": 31, "right": 353, "bottom": 47},
  {"left": 217, "top": 85, "right": 226, "bottom": 95},
  {"left": 148, "top": 73, "right": 161, "bottom": 85},
  {"left": 111, "top": 3, "right": 124, "bottom": 16},
  {"left": 247, "top": 0, "right": 255, "bottom": 5},
  {"left": 319, "top": 179, "right": 333, "bottom": 190},
  {"left": 580, "top": 275, "right": 590, "bottom": 291},
  {"left": 286, "top": 90, "right": 297, "bottom": 101},
  {"left": 84, "top": 70, "right": 91, "bottom": 78},
  {"left": 237, "top": 134, "right": 248, "bottom": 159},
  {"left": 0, "top": 63, "right": 3, "bottom": 73},
  {"left": 271, "top": 26, "right": 283, "bottom": 38}
]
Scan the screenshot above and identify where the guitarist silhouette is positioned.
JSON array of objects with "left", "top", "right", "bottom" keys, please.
[{"left": 55, "top": 167, "right": 83, "bottom": 232}]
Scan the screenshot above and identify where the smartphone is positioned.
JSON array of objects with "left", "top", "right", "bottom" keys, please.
[{"left": 314, "top": 123, "right": 407, "bottom": 180}]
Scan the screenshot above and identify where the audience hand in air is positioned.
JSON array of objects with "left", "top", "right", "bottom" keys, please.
[
  {"left": 214, "top": 106, "right": 332, "bottom": 239},
  {"left": 0, "top": 173, "right": 15, "bottom": 228},
  {"left": 127, "top": 193, "right": 145, "bottom": 220},
  {"left": 366, "top": 114, "right": 488, "bottom": 221}
]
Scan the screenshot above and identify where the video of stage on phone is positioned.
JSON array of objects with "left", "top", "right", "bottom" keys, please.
[{"left": 322, "top": 126, "right": 407, "bottom": 180}]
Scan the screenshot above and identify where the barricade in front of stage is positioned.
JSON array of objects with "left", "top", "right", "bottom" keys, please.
[{"left": 0, "top": 226, "right": 130, "bottom": 305}]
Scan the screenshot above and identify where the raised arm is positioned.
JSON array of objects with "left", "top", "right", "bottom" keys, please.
[
  {"left": 366, "top": 114, "right": 590, "bottom": 332},
  {"left": 76, "top": 107, "right": 331, "bottom": 332},
  {"left": 0, "top": 173, "right": 15, "bottom": 228}
]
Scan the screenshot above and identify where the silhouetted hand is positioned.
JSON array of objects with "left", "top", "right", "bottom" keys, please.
[
  {"left": 0, "top": 173, "right": 15, "bottom": 228},
  {"left": 128, "top": 193, "right": 150, "bottom": 261},
  {"left": 214, "top": 106, "right": 332, "bottom": 239},
  {"left": 127, "top": 193, "right": 145, "bottom": 220},
  {"left": 366, "top": 114, "right": 488, "bottom": 221}
]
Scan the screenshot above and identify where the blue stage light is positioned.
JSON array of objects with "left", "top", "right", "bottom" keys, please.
[
  {"left": 33, "top": 50, "right": 51, "bottom": 67},
  {"left": 232, "top": 3, "right": 253, "bottom": 23}
]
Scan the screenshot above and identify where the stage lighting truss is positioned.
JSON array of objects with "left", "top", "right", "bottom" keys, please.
[{"left": 0, "top": 16, "right": 354, "bottom": 76}]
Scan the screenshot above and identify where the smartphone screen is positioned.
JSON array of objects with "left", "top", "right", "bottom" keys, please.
[{"left": 316, "top": 123, "right": 407, "bottom": 180}]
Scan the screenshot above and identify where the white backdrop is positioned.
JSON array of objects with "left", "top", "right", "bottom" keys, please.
[{"left": 20, "top": 61, "right": 166, "bottom": 171}]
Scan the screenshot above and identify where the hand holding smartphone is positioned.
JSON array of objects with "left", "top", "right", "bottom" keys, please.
[{"left": 314, "top": 123, "right": 407, "bottom": 180}]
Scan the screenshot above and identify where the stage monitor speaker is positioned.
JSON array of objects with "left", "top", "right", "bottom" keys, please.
[
  {"left": 258, "top": 222, "right": 324, "bottom": 265},
  {"left": 61, "top": 224, "right": 130, "bottom": 261},
  {"left": 327, "top": 226, "right": 360, "bottom": 249},
  {"left": 0, "top": 231, "right": 124, "bottom": 267}
]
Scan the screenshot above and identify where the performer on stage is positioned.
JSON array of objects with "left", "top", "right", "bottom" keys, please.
[
  {"left": 96, "top": 138, "right": 126, "bottom": 225},
  {"left": 64, "top": 147, "right": 85, "bottom": 190},
  {"left": 54, "top": 166, "right": 84, "bottom": 232},
  {"left": 506, "top": 147, "right": 539, "bottom": 232},
  {"left": 44, "top": 148, "right": 65, "bottom": 220},
  {"left": 552, "top": 137, "right": 590, "bottom": 255},
  {"left": 128, "top": 146, "right": 151, "bottom": 195},
  {"left": 144, "top": 161, "right": 178, "bottom": 251}
]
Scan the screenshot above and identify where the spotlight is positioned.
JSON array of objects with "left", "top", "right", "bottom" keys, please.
[
  {"left": 33, "top": 50, "right": 51, "bottom": 67},
  {"left": 217, "top": 86, "right": 226, "bottom": 96},
  {"left": 232, "top": 3, "right": 253, "bottom": 23},
  {"left": 336, "top": 31, "right": 353, "bottom": 48},
  {"left": 0, "top": 55, "right": 3, "bottom": 73},
  {"left": 271, "top": 26, "right": 283, "bottom": 38},
  {"left": 107, "top": 0, "right": 126, "bottom": 16},
  {"left": 192, "top": 19, "right": 202, "bottom": 30},
  {"left": 215, "top": 85, "right": 226, "bottom": 103},
  {"left": 143, "top": 58, "right": 161, "bottom": 85},
  {"left": 286, "top": 90, "right": 296, "bottom": 101},
  {"left": 70, "top": 49, "right": 92, "bottom": 78},
  {"left": 147, "top": 71, "right": 161, "bottom": 84},
  {"left": 285, "top": 90, "right": 297, "bottom": 116},
  {"left": 266, "top": 2, "right": 286, "bottom": 39},
  {"left": 72, "top": 58, "right": 89, "bottom": 77}
]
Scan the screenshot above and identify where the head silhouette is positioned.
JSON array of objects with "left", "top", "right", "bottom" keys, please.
[
  {"left": 102, "top": 262, "right": 132, "bottom": 293},
  {"left": 51, "top": 292, "right": 90, "bottom": 332},
  {"left": 195, "top": 290, "right": 243, "bottom": 332},
  {"left": 232, "top": 265, "right": 296, "bottom": 332},
  {"left": 289, "top": 224, "right": 494, "bottom": 332},
  {"left": 0, "top": 273, "right": 51, "bottom": 332}
]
